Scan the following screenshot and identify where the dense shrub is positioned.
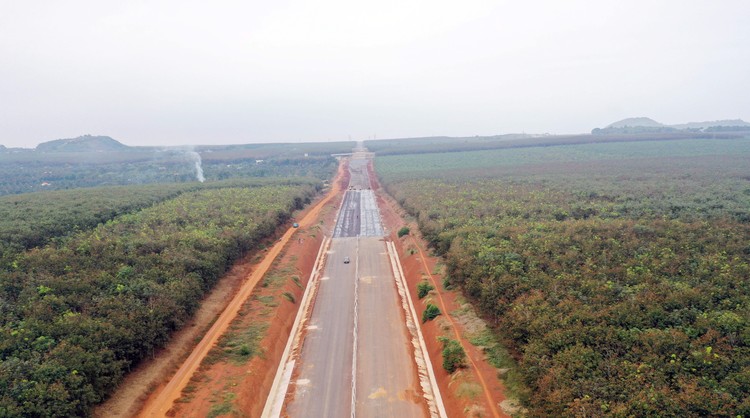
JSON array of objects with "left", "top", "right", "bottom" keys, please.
[
  {"left": 439, "top": 337, "right": 467, "bottom": 373},
  {"left": 422, "top": 304, "right": 441, "bottom": 323},
  {"left": 417, "top": 281, "right": 434, "bottom": 299}
]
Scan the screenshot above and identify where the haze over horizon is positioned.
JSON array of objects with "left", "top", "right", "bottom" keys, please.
[{"left": 1, "top": 0, "right": 748, "bottom": 148}]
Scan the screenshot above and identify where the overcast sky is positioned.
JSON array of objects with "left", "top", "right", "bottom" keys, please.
[{"left": 1, "top": 0, "right": 748, "bottom": 148}]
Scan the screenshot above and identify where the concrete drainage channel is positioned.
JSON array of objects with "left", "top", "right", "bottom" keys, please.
[{"left": 262, "top": 235, "right": 331, "bottom": 418}]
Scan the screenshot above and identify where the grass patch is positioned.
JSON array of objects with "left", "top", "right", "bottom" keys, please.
[
  {"left": 255, "top": 295, "right": 278, "bottom": 307},
  {"left": 282, "top": 292, "right": 296, "bottom": 303},
  {"left": 212, "top": 322, "right": 268, "bottom": 365},
  {"left": 207, "top": 392, "right": 237, "bottom": 418},
  {"left": 261, "top": 264, "right": 296, "bottom": 288},
  {"left": 468, "top": 329, "right": 527, "bottom": 401},
  {"left": 291, "top": 275, "right": 302, "bottom": 288},
  {"left": 456, "top": 381, "right": 482, "bottom": 399}
]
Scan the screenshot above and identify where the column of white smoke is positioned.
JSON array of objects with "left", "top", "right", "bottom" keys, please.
[{"left": 186, "top": 149, "right": 205, "bottom": 182}]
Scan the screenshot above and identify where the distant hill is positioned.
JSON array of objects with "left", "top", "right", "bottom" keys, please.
[
  {"left": 672, "top": 119, "right": 750, "bottom": 130},
  {"left": 606, "top": 117, "right": 666, "bottom": 129},
  {"left": 0, "top": 144, "right": 6, "bottom": 152},
  {"left": 594, "top": 117, "right": 750, "bottom": 135},
  {"left": 35, "top": 135, "right": 129, "bottom": 152}
]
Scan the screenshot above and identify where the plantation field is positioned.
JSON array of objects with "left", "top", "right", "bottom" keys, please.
[
  {"left": 0, "top": 178, "right": 316, "bottom": 266},
  {"left": 376, "top": 138, "right": 750, "bottom": 416},
  {"left": 364, "top": 132, "right": 743, "bottom": 156},
  {"left": 0, "top": 180, "right": 320, "bottom": 417},
  {"left": 0, "top": 143, "right": 343, "bottom": 196},
  {"left": 376, "top": 137, "right": 750, "bottom": 179}
]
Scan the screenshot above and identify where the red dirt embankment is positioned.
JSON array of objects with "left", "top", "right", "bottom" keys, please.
[{"left": 370, "top": 161, "right": 510, "bottom": 418}]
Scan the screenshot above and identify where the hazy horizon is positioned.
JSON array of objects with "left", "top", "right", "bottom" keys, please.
[{"left": 2, "top": 0, "right": 748, "bottom": 148}]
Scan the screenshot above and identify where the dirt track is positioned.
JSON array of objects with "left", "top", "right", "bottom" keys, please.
[{"left": 137, "top": 165, "right": 345, "bottom": 417}]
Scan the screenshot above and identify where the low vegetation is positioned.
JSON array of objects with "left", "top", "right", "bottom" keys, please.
[
  {"left": 377, "top": 137, "right": 750, "bottom": 416},
  {"left": 417, "top": 281, "right": 434, "bottom": 299},
  {"left": 422, "top": 303, "right": 441, "bottom": 323},
  {"left": 439, "top": 337, "right": 467, "bottom": 374}
]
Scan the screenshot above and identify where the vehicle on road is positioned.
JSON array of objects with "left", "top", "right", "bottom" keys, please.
[
  {"left": 293, "top": 222, "right": 299, "bottom": 228},
  {"left": 343, "top": 256, "right": 350, "bottom": 264}
]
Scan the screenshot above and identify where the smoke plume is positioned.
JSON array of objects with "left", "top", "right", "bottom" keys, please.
[{"left": 186, "top": 149, "right": 205, "bottom": 182}]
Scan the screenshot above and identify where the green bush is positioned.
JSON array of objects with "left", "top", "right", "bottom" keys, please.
[
  {"left": 442, "top": 275, "right": 452, "bottom": 290},
  {"left": 439, "top": 337, "right": 467, "bottom": 373},
  {"left": 417, "top": 281, "right": 435, "bottom": 299},
  {"left": 422, "top": 303, "right": 441, "bottom": 323},
  {"left": 397, "top": 226, "right": 410, "bottom": 237}
]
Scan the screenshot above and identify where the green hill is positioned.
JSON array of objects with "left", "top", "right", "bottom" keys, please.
[
  {"left": 35, "top": 135, "right": 130, "bottom": 152},
  {"left": 606, "top": 117, "right": 665, "bottom": 128}
]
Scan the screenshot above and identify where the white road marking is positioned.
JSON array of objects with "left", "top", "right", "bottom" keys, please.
[{"left": 351, "top": 236, "right": 360, "bottom": 418}]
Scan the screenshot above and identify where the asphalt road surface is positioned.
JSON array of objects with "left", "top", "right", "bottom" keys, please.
[{"left": 286, "top": 157, "right": 427, "bottom": 418}]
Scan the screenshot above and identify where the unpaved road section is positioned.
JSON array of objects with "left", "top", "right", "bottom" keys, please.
[
  {"left": 279, "top": 156, "right": 439, "bottom": 418},
  {"left": 356, "top": 237, "right": 426, "bottom": 416},
  {"left": 137, "top": 168, "right": 344, "bottom": 418}
]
